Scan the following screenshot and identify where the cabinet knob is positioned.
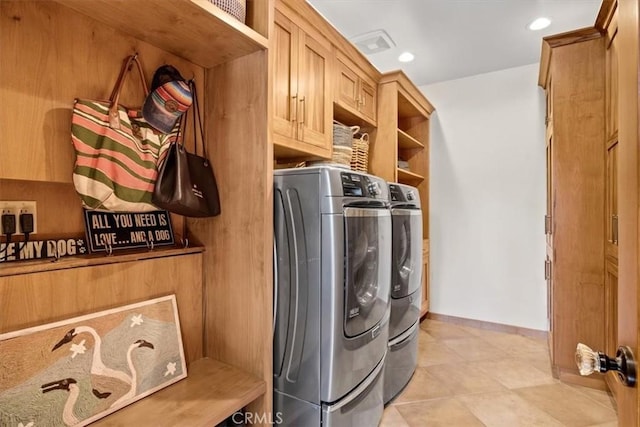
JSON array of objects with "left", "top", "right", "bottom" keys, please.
[{"left": 575, "top": 343, "right": 637, "bottom": 387}]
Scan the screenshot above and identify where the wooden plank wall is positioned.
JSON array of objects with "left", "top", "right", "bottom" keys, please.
[{"left": 0, "top": 253, "right": 204, "bottom": 364}]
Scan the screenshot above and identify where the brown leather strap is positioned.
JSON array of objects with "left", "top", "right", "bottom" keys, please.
[
  {"left": 175, "top": 79, "right": 206, "bottom": 158},
  {"left": 108, "top": 54, "right": 149, "bottom": 129},
  {"left": 190, "top": 79, "right": 207, "bottom": 159}
]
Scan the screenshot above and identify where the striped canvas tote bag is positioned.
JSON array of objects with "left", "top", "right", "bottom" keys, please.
[{"left": 71, "top": 54, "right": 174, "bottom": 212}]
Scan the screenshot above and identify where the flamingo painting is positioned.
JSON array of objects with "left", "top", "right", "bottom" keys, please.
[
  {"left": 52, "top": 326, "right": 132, "bottom": 386},
  {"left": 0, "top": 295, "right": 186, "bottom": 426},
  {"left": 41, "top": 378, "right": 111, "bottom": 426},
  {"left": 109, "top": 339, "right": 154, "bottom": 408}
]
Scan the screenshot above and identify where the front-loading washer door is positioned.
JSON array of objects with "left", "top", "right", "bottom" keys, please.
[
  {"left": 391, "top": 208, "right": 422, "bottom": 299},
  {"left": 343, "top": 207, "right": 391, "bottom": 338}
]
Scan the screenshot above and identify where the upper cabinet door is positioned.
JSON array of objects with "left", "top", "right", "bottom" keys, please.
[
  {"left": 336, "top": 59, "right": 360, "bottom": 112},
  {"left": 359, "top": 77, "right": 377, "bottom": 124},
  {"left": 272, "top": 5, "right": 331, "bottom": 158},
  {"left": 605, "top": 10, "right": 618, "bottom": 141},
  {"left": 334, "top": 51, "right": 378, "bottom": 126},
  {"left": 296, "top": 30, "right": 331, "bottom": 150},
  {"left": 273, "top": 10, "right": 298, "bottom": 141}
]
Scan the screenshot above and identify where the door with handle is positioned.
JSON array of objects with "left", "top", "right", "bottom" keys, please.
[{"left": 599, "top": 1, "right": 640, "bottom": 424}]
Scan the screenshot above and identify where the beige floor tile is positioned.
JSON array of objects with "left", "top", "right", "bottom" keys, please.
[
  {"left": 458, "top": 324, "right": 516, "bottom": 339},
  {"left": 420, "top": 319, "right": 475, "bottom": 340},
  {"left": 441, "top": 336, "right": 506, "bottom": 362},
  {"left": 514, "top": 348, "right": 554, "bottom": 377},
  {"left": 380, "top": 405, "right": 410, "bottom": 427},
  {"left": 392, "top": 367, "right": 455, "bottom": 404},
  {"left": 404, "top": 319, "right": 619, "bottom": 426},
  {"left": 483, "top": 332, "right": 549, "bottom": 356},
  {"left": 458, "top": 391, "right": 565, "bottom": 427},
  {"left": 418, "top": 329, "right": 437, "bottom": 342},
  {"left": 417, "top": 337, "right": 466, "bottom": 367},
  {"left": 515, "top": 383, "right": 618, "bottom": 426},
  {"left": 425, "top": 362, "right": 507, "bottom": 395},
  {"left": 468, "top": 357, "right": 558, "bottom": 389},
  {"left": 567, "top": 384, "right": 617, "bottom": 411},
  {"left": 394, "top": 398, "right": 485, "bottom": 427}
]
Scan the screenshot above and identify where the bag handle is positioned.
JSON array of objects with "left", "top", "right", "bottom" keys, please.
[
  {"left": 173, "top": 79, "right": 207, "bottom": 160},
  {"left": 190, "top": 79, "right": 208, "bottom": 160},
  {"left": 108, "top": 54, "right": 149, "bottom": 129}
]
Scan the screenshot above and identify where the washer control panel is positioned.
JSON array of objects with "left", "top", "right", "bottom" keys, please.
[{"left": 341, "top": 172, "right": 383, "bottom": 198}]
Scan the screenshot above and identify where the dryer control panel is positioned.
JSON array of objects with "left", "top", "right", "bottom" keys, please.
[
  {"left": 389, "top": 184, "right": 408, "bottom": 202},
  {"left": 341, "top": 172, "right": 383, "bottom": 198},
  {"left": 389, "top": 183, "right": 420, "bottom": 208}
]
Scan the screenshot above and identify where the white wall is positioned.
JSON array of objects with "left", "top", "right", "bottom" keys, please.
[{"left": 420, "top": 63, "right": 547, "bottom": 331}]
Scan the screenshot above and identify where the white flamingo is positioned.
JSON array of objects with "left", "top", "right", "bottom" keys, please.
[
  {"left": 41, "top": 378, "right": 81, "bottom": 426},
  {"left": 110, "top": 339, "right": 154, "bottom": 408},
  {"left": 52, "top": 326, "right": 132, "bottom": 386}
]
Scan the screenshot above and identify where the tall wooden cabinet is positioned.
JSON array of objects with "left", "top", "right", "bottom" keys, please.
[
  {"left": 371, "top": 71, "right": 434, "bottom": 316},
  {"left": 272, "top": 3, "right": 332, "bottom": 159},
  {"left": 538, "top": 28, "right": 606, "bottom": 384},
  {"left": 1, "top": 0, "right": 273, "bottom": 425}
]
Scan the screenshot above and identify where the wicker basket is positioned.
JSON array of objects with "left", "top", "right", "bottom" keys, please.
[
  {"left": 332, "top": 145, "right": 353, "bottom": 167},
  {"left": 208, "top": 0, "right": 246, "bottom": 22},
  {"left": 333, "top": 121, "right": 359, "bottom": 147},
  {"left": 351, "top": 133, "right": 370, "bottom": 172}
]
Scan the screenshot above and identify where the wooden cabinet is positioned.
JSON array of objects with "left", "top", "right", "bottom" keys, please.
[
  {"left": 604, "top": 3, "right": 619, "bottom": 261},
  {"left": 539, "top": 28, "right": 606, "bottom": 384},
  {"left": 273, "top": 5, "right": 332, "bottom": 159},
  {"left": 1, "top": 0, "right": 273, "bottom": 424},
  {"left": 371, "top": 71, "right": 434, "bottom": 316},
  {"left": 600, "top": 0, "right": 621, "bottom": 398},
  {"left": 334, "top": 50, "right": 377, "bottom": 125}
]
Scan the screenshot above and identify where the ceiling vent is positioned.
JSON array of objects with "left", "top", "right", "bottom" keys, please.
[{"left": 350, "top": 29, "right": 396, "bottom": 55}]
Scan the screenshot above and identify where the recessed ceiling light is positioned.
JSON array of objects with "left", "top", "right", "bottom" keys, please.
[
  {"left": 528, "top": 17, "right": 551, "bottom": 31},
  {"left": 398, "top": 52, "right": 415, "bottom": 63}
]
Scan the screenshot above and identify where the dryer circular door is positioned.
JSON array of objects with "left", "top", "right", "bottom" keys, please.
[
  {"left": 343, "top": 207, "right": 391, "bottom": 338},
  {"left": 391, "top": 208, "right": 423, "bottom": 298}
]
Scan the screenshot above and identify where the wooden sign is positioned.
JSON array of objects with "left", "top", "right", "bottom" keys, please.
[
  {"left": 0, "top": 295, "right": 187, "bottom": 426},
  {"left": 83, "top": 210, "right": 174, "bottom": 253},
  {"left": 0, "top": 238, "right": 87, "bottom": 264}
]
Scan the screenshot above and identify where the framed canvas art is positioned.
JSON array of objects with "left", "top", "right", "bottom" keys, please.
[{"left": 0, "top": 295, "right": 187, "bottom": 426}]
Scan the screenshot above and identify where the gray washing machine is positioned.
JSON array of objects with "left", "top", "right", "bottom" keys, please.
[
  {"left": 384, "top": 183, "right": 423, "bottom": 404},
  {"left": 273, "top": 166, "right": 391, "bottom": 427}
]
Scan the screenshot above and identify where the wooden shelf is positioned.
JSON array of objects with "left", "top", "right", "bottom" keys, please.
[
  {"left": 397, "top": 168, "right": 424, "bottom": 184},
  {"left": 397, "top": 129, "right": 425, "bottom": 150},
  {"left": 333, "top": 102, "right": 377, "bottom": 129},
  {"left": 54, "top": 0, "right": 268, "bottom": 69},
  {"left": 0, "top": 245, "right": 204, "bottom": 278},
  {"left": 94, "top": 357, "right": 266, "bottom": 427}
]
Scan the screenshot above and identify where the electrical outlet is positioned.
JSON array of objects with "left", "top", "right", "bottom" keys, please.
[{"left": 0, "top": 201, "right": 37, "bottom": 235}]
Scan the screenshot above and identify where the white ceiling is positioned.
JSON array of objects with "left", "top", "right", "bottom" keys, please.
[{"left": 307, "top": 0, "right": 603, "bottom": 86}]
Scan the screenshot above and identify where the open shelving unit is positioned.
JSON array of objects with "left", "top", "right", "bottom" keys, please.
[
  {"left": 1, "top": 0, "right": 273, "bottom": 424},
  {"left": 370, "top": 70, "right": 434, "bottom": 316}
]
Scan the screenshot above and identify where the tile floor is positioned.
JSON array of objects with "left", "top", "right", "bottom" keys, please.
[{"left": 381, "top": 319, "right": 618, "bottom": 427}]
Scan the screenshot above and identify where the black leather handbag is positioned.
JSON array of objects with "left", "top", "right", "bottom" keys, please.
[{"left": 153, "top": 80, "right": 221, "bottom": 217}]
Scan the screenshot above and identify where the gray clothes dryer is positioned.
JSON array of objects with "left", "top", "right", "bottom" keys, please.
[
  {"left": 384, "top": 182, "right": 423, "bottom": 404},
  {"left": 273, "top": 166, "right": 391, "bottom": 427}
]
